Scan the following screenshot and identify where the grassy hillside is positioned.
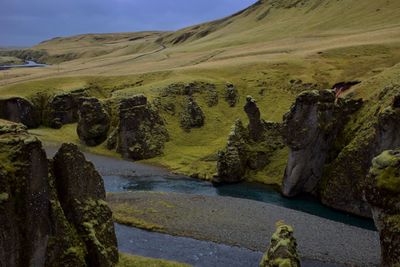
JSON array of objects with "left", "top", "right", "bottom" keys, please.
[{"left": 1, "top": 0, "right": 400, "bottom": 184}]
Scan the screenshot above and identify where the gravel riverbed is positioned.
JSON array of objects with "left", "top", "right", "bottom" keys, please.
[{"left": 108, "top": 191, "right": 380, "bottom": 267}]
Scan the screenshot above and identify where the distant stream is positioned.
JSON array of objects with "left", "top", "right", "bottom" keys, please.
[
  {"left": 104, "top": 174, "right": 376, "bottom": 230},
  {"left": 0, "top": 60, "right": 48, "bottom": 70}
]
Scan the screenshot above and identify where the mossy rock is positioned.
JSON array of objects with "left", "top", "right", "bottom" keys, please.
[
  {"left": 365, "top": 149, "right": 400, "bottom": 267},
  {"left": 259, "top": 221, "right": 300, "bottom": 267}
]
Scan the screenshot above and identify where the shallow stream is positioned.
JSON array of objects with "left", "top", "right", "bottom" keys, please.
[{"left": 104, "top": 174, "right": 376, "bottom": 230}]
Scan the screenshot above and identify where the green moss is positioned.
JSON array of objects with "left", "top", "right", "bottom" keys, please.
[
  {"left": 260, "top": 222, "right": 300, "bottom": 267},
  {"left": 376, "top": 166, "right": 400, "bottom": 192},
  {"left": 62, "top": 246, "right": 87, "bottom": 263},
  {"left": 117, "top": 253, "right": 191, "bottom": 267},
  {"left": 371, "top": 151, "right": 400, "bottom": 193},
  {"left": 271, "top": 258, "right": 293, "bottom": 267},
  {"left": 0, "top": 192, "right": 9, "bottom": 203},
  {"left": 111, "top": 203, "right": 165, "bottom": 232},
  {"left": 46, "top": 172, "right": 87, "bottom": 266},
  {"left": 385, "top": 215, "right": 400, "bottom": 233}
]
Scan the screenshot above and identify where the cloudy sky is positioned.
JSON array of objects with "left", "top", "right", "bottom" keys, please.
[{"left": 0, "top": 0, "right": 257, "bottom": 47}]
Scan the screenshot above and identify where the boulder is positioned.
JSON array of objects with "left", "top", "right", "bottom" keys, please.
[
  {"left": 180, "top": 96, "right": 205, "bottom": 131},
  {"left": 224, "top": 83, "right": 239, "bottom": 107},
  {"left": 77, "top": 98, "right": 110, "bottom": 146},
  {"left": 0, "top": 97, "right": 40, "bottom": 128},
  {"left": 259, "top": 221, "right": 300, "bottom": 267},
  {"left": 116, "top": 95, "right": 169, "bottom": 160},
  {"left": 0, "top": 120, "right": 118, "bottom": 266},
  {"left": 365, "top": 150, "right": 400, "bottom": 267}
]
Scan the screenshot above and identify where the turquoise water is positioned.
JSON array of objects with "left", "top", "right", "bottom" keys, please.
[{"left": 104, "top": 174, "right": 376, "bottom": 231}]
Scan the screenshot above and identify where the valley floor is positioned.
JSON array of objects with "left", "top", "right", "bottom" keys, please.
[
  {"left": 108, "top": 191, "right": 380, "bottom": 267},
  {"left": 44, "top": 144, "right": 379, "bottom": 266}
]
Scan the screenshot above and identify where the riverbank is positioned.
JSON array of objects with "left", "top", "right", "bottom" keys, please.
[
  {"left": 108, "top": 191, "right": 380, "bottom": 267},
  {"left": 42, "top": 144, "right": 380, "bottom": 265}
]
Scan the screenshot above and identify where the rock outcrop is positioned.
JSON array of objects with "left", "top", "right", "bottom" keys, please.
[
  {"left": 53, "top": 144, "right": 118, "bottom": 266},
  {"left": 180, "top": 96, "right": 205, "bottom": 131},
  {"left": 365, "top": 150, "right": 400, "bottom": 267},
  {"left": 0, "top": 97, "right": 40, "bottom": 128},
  {"left": 115, "top": 95, "right": 169, "bottom": 160},
  {"left": 224, "top": 83, "right": 239, "bottom": 107},
  {"left": 216, "top": 120, "right": 248, "bottom": 183},
  {"left": 205, "top": 86, "right": 218, "bottom": 107},
  {"left": 281, "top": 90, "right": 363, "bottom": 197},
  {"left": 259, "top": 221, "right": 300, "bottom": 267},
  {"left": 244, "top": 96, "right": 263, "bottom": 141},
  {"left": 0, "top": 120, "right": 118, "bottom": 266},
  {"left": 0, "top": 120, "right": 50, "bottom": 267},
  {"left": 214, "top": 96, "right": 284, "bottom": 184},
  {"left": 321, "top": 89, "right": 400, "bottom": 216},
  {"left": 44, "top": 91, "right": 87, "bottom": 129},
  {"left": 77, "top": 98, "right": 110, "bottom": 146}
]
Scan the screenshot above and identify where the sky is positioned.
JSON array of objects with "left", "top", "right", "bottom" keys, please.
[{"left": 0, "top": 0, "right": 257, "bottom": 47}]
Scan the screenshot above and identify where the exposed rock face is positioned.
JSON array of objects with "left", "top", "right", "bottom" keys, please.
[
  {"left": 365, "top": 150, "right": 400, "bottom": 267},
  {"left": 53, "top": 144, "right": 118, "bottom": 267},
  {"left": 180, "top": 96, "right": 205, "bottom": 131},
  {"left": 282, "top": 90, "right": 362, "bottom": 197},
  {"left": 321, "top": 90, "right": 400, "bottom": 217},
  {"left": 216, "top": 120, "right": 248, "bottom": 183},
  {"left": 44, "top": 91, "right": 87, "bottom": 129},
  {"left": 215, "top": 96, "right": 285, "bottom": 184},
  {"left": 116, "top": 95, "right": 169, "bottom": 160},
  {"left": 0, "top": 120, "right": 118, "bottom": 266},
  {"left": 0, "top": 120, "right": 50, "bottom": 267},
  {"left": 224, "top": 83, "right": 239, "bottom": 107},
  {"left": 0, "top": 97, "right": 40, "bottom": 128},
  {"left": 260, "top": 222, "right": 300, "bottom": 267},
  {"left": 77, "top": 98, "right": 110, "bottom": 146},
  {"left": 244, "top": 96, "right": 263, "bottom": 141}
]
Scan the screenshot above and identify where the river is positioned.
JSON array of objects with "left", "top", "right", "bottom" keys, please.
[
  {"left": 44, "top": 146, "right": 378, "bottom": 266},
  {"left": 0, "top": 60, "right": 48, "bottom": 70}
]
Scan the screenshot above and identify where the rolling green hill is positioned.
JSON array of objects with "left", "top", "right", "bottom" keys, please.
[{"left": 1, "top": 0, "right": 400, "bottom": 183}]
